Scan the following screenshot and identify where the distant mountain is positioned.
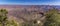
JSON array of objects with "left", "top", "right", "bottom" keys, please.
[{"left": 0, "top": 5, "right": 60, "bottom": 10}]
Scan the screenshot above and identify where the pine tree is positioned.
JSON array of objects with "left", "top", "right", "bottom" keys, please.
[
  {"left": 0, "top": 9, "right": 8, "bottom": 26},
  {"left": 44, "top": 8, "right": 60, "bottom": 26}
]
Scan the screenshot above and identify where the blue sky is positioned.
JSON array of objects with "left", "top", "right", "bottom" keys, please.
[{"left": 0, "top": 0, "right": 60, "bottom": 5}]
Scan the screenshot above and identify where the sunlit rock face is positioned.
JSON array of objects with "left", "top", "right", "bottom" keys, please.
[{"left": 37, "top": 20, "right": 41, "bottom": 24}]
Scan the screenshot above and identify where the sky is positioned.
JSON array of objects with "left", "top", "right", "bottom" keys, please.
[{"left": 0, "top": 0, "right": 60, "bottom": 5}]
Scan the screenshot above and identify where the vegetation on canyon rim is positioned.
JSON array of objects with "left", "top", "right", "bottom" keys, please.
[{"left": 0, "top": 8, "right": 60, "bottom": 26}]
